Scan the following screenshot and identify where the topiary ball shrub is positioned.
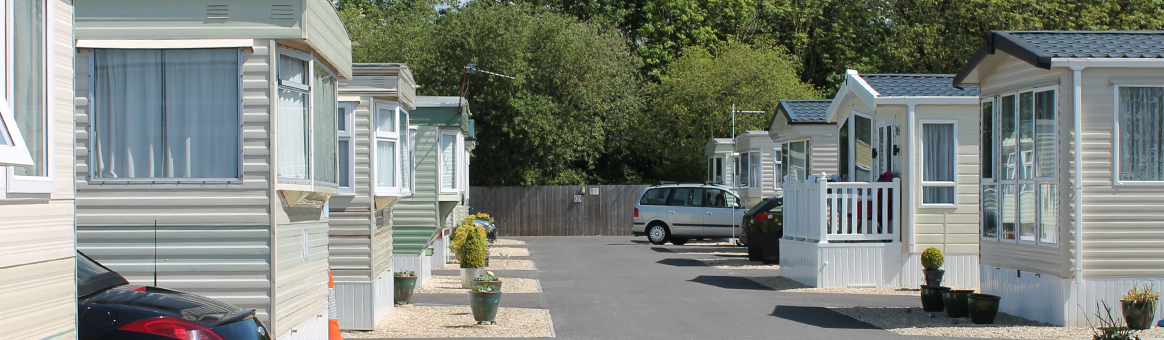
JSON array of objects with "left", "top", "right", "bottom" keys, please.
[
  {"left": 921, "top": 247, "right": 944, "bottom": 270},
  {"left": 459, "top": 224, "right": 488, "bottom": 268}
]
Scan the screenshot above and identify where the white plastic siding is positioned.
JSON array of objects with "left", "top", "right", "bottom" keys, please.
[
  {"left": 329, "top": 98, "right": 375, "bottom": 282},
  {"left": 911, "top": 104, "right": 983, "bottom": 255},
  {"left": 0, "top": 258, "right": 76, "bottom": 340},
  {"left": 303, "top": 0, "right": 352, "bottom": 78},
  {"left": 393, "top": 126, "right": 441, "bottom": 254}
]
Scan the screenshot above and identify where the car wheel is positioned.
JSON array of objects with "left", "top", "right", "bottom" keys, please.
[
  {"left": 647, "top": 224, "right": 669, "bottom": 245},
  {"left": 670, "top": 237, "right": 688, "bottom": 245}
]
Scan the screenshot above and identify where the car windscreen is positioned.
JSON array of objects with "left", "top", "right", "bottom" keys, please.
[{"left": 77, "top": 252, "right": 129, "bottom": 298}]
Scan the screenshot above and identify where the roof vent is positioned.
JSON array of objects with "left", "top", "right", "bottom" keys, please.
[
  {"left": 371, "top": 77, "right": 388, "bottom": 86},
  {"left": 271, "top": 4, "right": 295, "bottom": 20},
  {"left": 206, "top": 4, "right": 228, "bottom": 20}
]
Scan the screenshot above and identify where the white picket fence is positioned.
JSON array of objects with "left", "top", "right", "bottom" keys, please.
[{"left": 782, "top": 175, "right": 900, "bottom": 242}]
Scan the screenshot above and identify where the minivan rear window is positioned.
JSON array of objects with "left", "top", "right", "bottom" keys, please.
[{"left": 639, "top": 188, "right": 671, "bottom": 205}]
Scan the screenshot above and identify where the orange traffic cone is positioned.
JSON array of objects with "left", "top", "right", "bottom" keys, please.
[{"left": 328, "top": 268, "right": 344, "bottom": 340}]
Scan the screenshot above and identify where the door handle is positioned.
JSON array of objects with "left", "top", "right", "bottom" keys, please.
[
  {"left": 706, "top": 212, "right": 713, "bottom": 215},
  {"left": 668, "top": 211, "right": 675, "bottom": 214}
]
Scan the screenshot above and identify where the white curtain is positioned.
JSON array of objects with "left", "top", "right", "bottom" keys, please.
[
  {"left": 312, "top": 65, "right": 337, "bottom": 184},
  {"left": 163, "top": 49, "right": 238, "bottom": 178},
  {"left": 376, "top": 106, "right": 395, "bottom": 132},
  {"left": 376, "top": 140, "right": 395, "bottom": 187},
  {"left": 93, "top": 50, "right": 165, "bottom": 178},
  {"left": 440, "top": 133, "right": 456, "bottom": 190},
  {"left": 13, "top": 0, "right": 45, "bottom": 176},
  {"left": 749, "top": 152, "right": 761, "bottom": 187},
  {"left": 923, "top": 123, "right": 955, "bottom": 203},
  {"left": 279, "top": 55, "right": 306, "bottom": 83},
  {"left": 278, "top": 90, "right": 309, "bottom": 180},
  {"left": 1120, "top": 87, "right": 1164, "bottom": 181}
]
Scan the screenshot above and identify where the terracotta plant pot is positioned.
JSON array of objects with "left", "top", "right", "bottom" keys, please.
[
  {"left": 1122, "top": 299, "right": 1156, "bottom": 330},
  {"left": 920, "top": 285, "right": 951, "bottom": 312},
  {"left": 472, "top": 280, "right": 502, "bottom": 292},
  {"left": 923, "top": 269, "right": 945, "bottom": 286},
  {"left": 393, "top": 276, "right": 417, "bottom": 305},
  {"left": 943, "top": 290, "right": 974, "bottom": 318},
  {"left": 968, "top": 293, "right": 1001, "bottom": 324},
  {"left": 469, "top": 291, "right": 501, "bottom": 324}
]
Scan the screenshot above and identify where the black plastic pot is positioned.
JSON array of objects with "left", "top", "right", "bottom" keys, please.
[
  {"left": 746, "top": 231, "right": 763, "bottom": 261},
  {"left": 920, "top": 285, "right": 951, "bottom": 312},
  {"left": 760, "top": 229, "right": 782, "bottom": 264},
  {"left": 943, "top": 290, "right": 973, "bottom": 318},
  {"left": 968, "top": 293, "right": 1001, "bottom": 324},
  {"left": 1122, "top": 299, "right": 1156, "bottom": 330},
  {"left": 923, "top": 269, "right": 945, "bottom": 286}
]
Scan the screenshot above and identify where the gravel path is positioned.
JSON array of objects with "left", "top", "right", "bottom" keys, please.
[
  {"left": 415, "top": 275, "right": 542, "bottom": 294},
  {"left": 697, "top": 258, "right": 780, "bottom": 270},
  {"left": 746, "top": 276, "right": 976, "bottom": 296},
  {"left": 489, "top": 247, "right": 530, "bottom": 257},
  {"left": 492, "top": 239, "right": 526, "bottom": 246},
  {"left": 832, "top": 306, "right": 1164, "bottom": 339},
  {"left": 342, "top": 306, "right": 553, "bottom": 338},
  {"left": 440, "top": 259, "right": 536, "bottom": 271}
]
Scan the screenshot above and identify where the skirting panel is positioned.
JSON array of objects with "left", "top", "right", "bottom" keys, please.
[
  {"left": 899, "top": 253, "right": 979, "bottom": 288},
  {"left": 817, "top": 242, "right": 901, "bottom": 288},
  {"left": 431, "top": 237, "right": 450, "bottom": 267},
  {"left": 779, "top": 239, "right": 820, "bottom": 287},
  {"left": 981, "top": 265, "right": 1070, "bottom": 325},
  {"left": 394, "top": 254, "right": 432, "bottom": 287},
  {"left": 1069, "top": 277, "right": 1164, "bottom": 327},
  {"left": 334, "top": 268, "right": 394, "bottom": 330},
  {"left": 275, "top": 309, "right": 328, "bottom": 340}
]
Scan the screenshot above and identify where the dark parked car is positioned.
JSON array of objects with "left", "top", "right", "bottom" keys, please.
[
  {"left": 474, "top": 217, "right": 498, "bottom": 242},
  {"left": 78, "top": 251, "right": 271, "bottom": 340},
  {"left": 739, "top": 196, "right": 783, "bottom": 246}
]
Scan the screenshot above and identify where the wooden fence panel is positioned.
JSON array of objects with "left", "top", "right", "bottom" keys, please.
[{"left": 468, "top": 185, "right": 648, "bottom": 236}]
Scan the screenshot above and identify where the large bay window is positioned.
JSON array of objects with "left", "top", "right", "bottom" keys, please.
[
  {"left": 1115, "top": 86, "right": 1164, "bottom": 183},
  {"left": 0, "top": 0, "right": 44, "bottom": 170},
  {"left": 707, "top": 157, "right": 724, "bottom": 184},
  {"left": 374, "top": 101, "right": 410, "bottom": 196},
  {"left": 780, "top": 140, "right": 810, "bottom": 183},
  {"left": 337, "top": 102, "right": 355, "bottom": 193},
  {"left": 920, "top": 121, "right": 956, "bottom": 206},
  {"left": 439, "top": 130, "right": 463, "bottom": 193},
  {"left": 277, "top": 51, "right": 311, "bottom": 182},
  {"left": 981, "top": 87, "right": 1057, "bottom": 246},
  {"left": 91, "top": 49, "right": 241, "bottom": 182},
  {"left": 748, "top": 152, "right": 762, "bottom": 188}
]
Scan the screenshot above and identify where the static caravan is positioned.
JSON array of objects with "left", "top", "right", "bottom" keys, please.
[
  {"left": 780, "top": 71, "right": 982, "bottom": 289},
  {"left": 734, "top": 131, "right": 778, "bottom": 208},
  {"left": 0, "top": 0, "right": 76, "bottom": 338},
  {"left": 392, "top": 96, "right": 472, "bottom": 285},
  {"left": 769, "top": 99, "right": 840, "bottom": 187},
  {"left": 704, "top": 138, "right": 734, "bottom": 186},
  {"left": 331, "top": 63, "right": 417, "bottom": 330},
  {"left": 72, "top": 1, "right": 351, "bottom": 339},
  {"left": 955, "top": 30, "right": 1164, "bottom": 326}
]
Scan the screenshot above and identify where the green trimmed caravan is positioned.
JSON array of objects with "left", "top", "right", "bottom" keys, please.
[{"left": 72, "top": 1, "right": 351, "bottom": 339}]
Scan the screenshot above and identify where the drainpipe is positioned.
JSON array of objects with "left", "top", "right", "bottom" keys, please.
[
  {"left": 907, "top": 103, "right": 917, "bottom": 254},
  {"left": 1071, "top": 66, "right": 1085, "bottom": 286}
]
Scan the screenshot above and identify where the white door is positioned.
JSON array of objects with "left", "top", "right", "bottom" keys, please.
[{"left": 876, "top": 118, "right": 895, "bottom": 177}]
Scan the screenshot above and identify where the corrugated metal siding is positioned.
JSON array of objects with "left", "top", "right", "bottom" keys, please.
[
  {"left": 393, "top": 254, "right": 432, "bottom": 287},
  {"left": 977, "top": 55, "right": 1072, "bottom": 278},
  {"left": 74, "top": 42, "right": 274, "bottom": 227},
  {"left": 302, "top": 0, "right": 351, "bottom": 78},
  {"left": 77, "top": 226, "right": 273, "bottom": 323},
  {"left": 75, "top": 0, "right": 304, "bottom": 40},
  {"left": 333, "top": 270, "right": 392, "bottom": 331},
  {"left": 0, "top": 258, "right": 75, "bottom": 340},
  {"left": 275, "top": 309, "right": 329, "bottom": 340},
  {"left": 273, "top": 220, "right": 329, "bottom": 337},
  {"left": 393, "top": 126, "right": 440, "bottom": 255},
  {"left": 912, "top": 104, "right": 982, "bottom": 254},
  {"left": 1076, "top": 67, "right": 1164, "bottom": 278}
]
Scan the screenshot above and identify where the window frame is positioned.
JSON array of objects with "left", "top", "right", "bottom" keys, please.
[
  {"left": 747, "top": 151, "right": 762, "bottom": 188},
  {"left": 5, "top": 0, "right": 52, "bottom": 194},
  {"left": 86, "top": 48, "right": 245, "bottom": 185},
  {"left": 772, "top": 147, "right": 782, "bottom": 189},
  {"left": 980, "top": 97, "right": 999, "bottom": 240},
  {"left": 275, "top": 47, "right": 314, "bottom": 185},
  {"left": 311, "top": 62, "right": 339, "bottom": 188},
  {"left": 918, "top": 119, "right": 959, "bottom": 208},
  {"left": 336, "top": 101, "right": 355, "bottom": 195},
  {"left": 438, "top": 129, "right": 463, "bottom": 194},
  {"left": 1112, "top": 84, "right": 1164, "bottom": 186},
  {"left": 373, "top": 100, "right": 406, "bottom": 197},
  {"left": 980, "top": 85, "right": 1060, "bottom": 248}
]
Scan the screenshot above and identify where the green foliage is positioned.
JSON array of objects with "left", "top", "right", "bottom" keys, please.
[
  {"left": 472, "top": 284, "right": 499, "bottom": 293},
  {"left": 394, "top": 270, "right": 416, "bottom": 277},
  {"left": 1088, "top": 301, "right": 1142, "bottom": 340},
  {"left": 1123, "top": 283, "right": 1160, "bottom": 303},
  {"left": 921, "top": 247, "right": 944, "bottom": 270},
  {"left": 475, "top": 272, "right": 500, "bottom": 282},
  {"left": 458, "top": 224, "right": 488, "bottom": 268}
]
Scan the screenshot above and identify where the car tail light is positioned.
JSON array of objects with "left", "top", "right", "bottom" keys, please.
[
  {"left": 753, "top": 213, "right": 768, "bottom": 221},
  {"left": 634, "top": 208, "right": 639, "bottom": 218},
  {"left": 120, "top": 317, "right": 225, "bottom": 340},
  {"left": 127, "top": 286, "right": 147, "bottom": 292}
]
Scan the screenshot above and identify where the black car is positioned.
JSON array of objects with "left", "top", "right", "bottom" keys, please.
[
  {"left": 78, "top": 252, "right": 271, "bottom": 340},
  {"left": 739, "top": 196, "right": 783, "bottom": 246},
  {"left": 474, "top": 218, "right": 498, "bottom": 242}
]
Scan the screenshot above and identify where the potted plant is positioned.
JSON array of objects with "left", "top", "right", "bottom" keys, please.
[
  {"left": 458, "top": 223, "right": 488, "bottom": 288},
  {"left": 921, "top": 246, "right": 945, "bottom": 286},
  {"left": 968, "top": 293, "right": 1001, "bottom": 324},
  {"left": 921, "top": 285, "right": 951, "bottom": 312},
  {"left": 472, "top": 271, "right": 502, "bottom": 291},
  {"left": 393, "top": 270, "right": 417, "bottom": 305},
  {"left": 943, "top": 289, "right": 974, "bottom": 318},
  {"left": 468, "top": 283, "right": 501, "bottom": 328},
  {"left": 1122, "top": 282, "right": 1159, "bottom": 330}
]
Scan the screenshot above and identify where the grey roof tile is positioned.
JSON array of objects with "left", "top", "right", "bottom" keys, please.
[
  {"left": 858, "top": 74, "right": 979, "bottom": 97},
  {"left": 779, "top": 100, "right": 832, "bottom": 123},
  {"left": 1009, "top": 31, "right": 1164, "bottom": 58}
]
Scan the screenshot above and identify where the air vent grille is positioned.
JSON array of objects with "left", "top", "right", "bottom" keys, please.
[
  {"left": 371, "top": 77, "right": 388, "bottom": 86},
  {"left": 271, "top": 4, "right": 295, "bottom": 20},
  {"left": 206, "top": 4, "right": 228, "bottom": 19}
]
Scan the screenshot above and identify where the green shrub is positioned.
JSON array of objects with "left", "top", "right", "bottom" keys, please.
[
  {"left": 921, "top": 247, "right": 944, "bottom": 270},
  {"left": 459, "top": 224, "right": 488, "bottom": 268}
]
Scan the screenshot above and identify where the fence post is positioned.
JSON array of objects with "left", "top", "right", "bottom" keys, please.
[
  {"left": 891, "top": 178, "right": 900, "bottom": 237},
  {"left": 817, "top": 174, "right": 828, "bottom": 244}
]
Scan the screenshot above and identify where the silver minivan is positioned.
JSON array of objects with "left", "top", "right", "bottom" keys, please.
[{"left": 631, "top": 183, "right": 746, "bottom": 245}]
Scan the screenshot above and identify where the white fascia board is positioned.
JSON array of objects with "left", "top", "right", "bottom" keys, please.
[
  {"left": 876, "top": 96, "right": 980, "bottom": 105},
  {"left": 825, "top": 70, "right": 880, "bottom": 122},
  {"left": 1051, "top": 58, "right": 1164, "bottom": 69},
  {"left": 76, "top": 39, "right": 255, "bottom": 49}
]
